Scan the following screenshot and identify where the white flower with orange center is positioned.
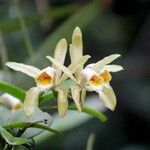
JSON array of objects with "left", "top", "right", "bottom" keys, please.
[
  {"left": 62, "top": 26, "right": 123, "bottom": 111},
  {"left": 5, "top": 39, "right": 67, "bottom": 116},
  {"left": 80, "top": 54, "right": 123, "bottom": 111},
  {"left": 5, "top": 64, "right": 56, "bottom": 92},
  {"left": 5, "top": 38, "right": 89, "bottom": 117}
]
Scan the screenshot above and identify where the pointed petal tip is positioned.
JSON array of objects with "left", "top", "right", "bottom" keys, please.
[
  {"left": 57, "top": 38, "right": 67, "bottom": 48},
  {"left": 109, "top": 105, "right": 116, "bottom": 111},
  {"left": 59, "top": 38, "right": 67, "bottom": 44},
  {"left": 74, "top": 26, "right": 81, "bottom": 32},
  {"left": 85, "top": 55, "right": 91, "bottom": 59},
  {"left": 59, "top": 112, "right": 65, "bottom": 117},
  {"left": 5, "top": 62, "right": 9, "bottom": 65},
  {"left": 115, "top": 54, "right": 121, "bottom": 57},
  {"left": 73, "top": 26, "right": 82, "bottom": 38},
  {"left": 5, "top": 62, "right": 13, "bottom": 67}
]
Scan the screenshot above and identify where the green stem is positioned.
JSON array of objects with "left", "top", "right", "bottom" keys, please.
[
  {"left": 3, "top": 143, "right": 8, "bottom": 150},
  {"left": 3, "top": 122, "right": 60, "bottom": 135},
  {"left": 0, "top": 81, "right": 26, "bottom": 101},
  {"left": 13, "top": 0, "right": 34, "bottom": 58},
  {"left": 39, "top": 91, "right": 55, "bottom": 104},
  {"left": 69, "top": 106, "right": 107, "bottom": 122}
]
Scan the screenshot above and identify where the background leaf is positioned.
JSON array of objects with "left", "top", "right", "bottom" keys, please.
[
  {"left": 8, "top": 108, "right": 53, "bottom": 138},
  {"left": 0, "top": 127, "right": 29, "bottom": 145},
  {"left": 4, "top": 122, "right": 60, "bottom": 135}
]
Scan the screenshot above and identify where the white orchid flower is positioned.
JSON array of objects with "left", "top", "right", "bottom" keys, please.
[
  {"left": 5, "top": 37, "right": 89, "bottom": 117},
  {"left": 5, "top": 61, "right": 56, "bottom": 92},
  {"left": 80, "top": 54, "right": 123, "bottom": 111},
  {"left": 65, "top": 27, "right": 123, "bottom": 111},
  {"left": 47, "top": 27, "right": 91, "bottom": 113},
  {"left": 46, "top": 54, "right": 90, "bottom": 116},
  {"left": 5, "top": 39, "right": 67, "bottom": 116}
]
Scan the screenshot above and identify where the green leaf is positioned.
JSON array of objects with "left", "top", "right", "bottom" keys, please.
[
  {"left": 0, "top": 80, "right": 55, "bottom": 104},
  {"left": 39, "top": 91, "right": 55, "bottom": 104},
  {"left": 8, "top": 108, "right": 53, "bottom": 138},
  {"left": 0, "top": 127, "right": 29, "bottom": 145},
  {"left": 4, "top": 122, "right": 60, "bottom": 135},
  {"left": 0, "top": 80, "right": 26, "bottom": 101}
]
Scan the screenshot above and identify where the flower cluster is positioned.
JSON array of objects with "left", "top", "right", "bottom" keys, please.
[{"left": 5, "top": 27, "right": 123, "bottom": 117}]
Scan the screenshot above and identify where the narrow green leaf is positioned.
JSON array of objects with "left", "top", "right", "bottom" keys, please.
[
  {"left": 8, "top": 108, "right": 53, "bottom": 138},
  {"left": 0, "top": 80, "right": 26, "bottom": 101},
  {"left": 82, "top": 107, "right": 107, "bottom": 122},
  {"left": 33, "top": 124, "right": 60, "bottom": 135},
  {"left": 4, "top": 122, "right": 60, "bottom": 135},
  {"left": 0, "top": 80, "right": 55, "bottom": 104},
  {"left": 0, "top": 127, "right": 29, "bottom": 145}
]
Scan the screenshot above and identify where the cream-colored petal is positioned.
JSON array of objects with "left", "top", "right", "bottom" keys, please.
[
  {"left": 71, "top": 85, "right": 83, "bottom": 112},
  {"left": 23, "top": 87, "right": 41, "bottom": 116},
  {"left": 59, "top": 55, "right": 91, "bottom": 83},
  {"left": 103, "top": 65, "right": 123, "bottom": 72},
  {"left": 70, "top": 27, "right": 83, "bottom": 68},
  {"left": 92, "top": 54, "right": 121, "bottom": 74},
  {"left": 81, "top": 89, "right": 86, "bottom": 109},
  {"left": 57, "top": 88, "right": 68, "bottom": 117},
  {"left": 52, "top": 39, "right": 67, "bottom": 82},
  {"left": 5, "top": 62, "right": 40, "bottom": 78},
  {"left": 0, "top": 93, "right": 22, "bottom": 112},
  {"left": 98, "top": 85, "right": 116, "bottom": 111},
  {"left": 46, "top": 56, "right": 78, "bottom": 84}
]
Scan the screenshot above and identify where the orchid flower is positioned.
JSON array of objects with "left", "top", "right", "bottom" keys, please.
[
  {"left": 46, "top": 27, "right": 91, "bottom": 115},
  {"left": 46, "top": 53, "right": 90, "bottom": 116},
  {"left": 80, "top": 54, "right": 123, "bottom": 111},
  {"left": 5, "top": 39, "right": 67, "bottom": 116},
  {"left": 6, "top": 38, "right": 90, "bottom": 117},
  {"left": 65, "top": 27, "right": 123, "bottom": 111},
  {"left": 0, "top": 93, "right": 22, "bottom": 112}
]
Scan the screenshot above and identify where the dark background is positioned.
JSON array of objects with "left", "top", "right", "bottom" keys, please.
[{"left": 0, "top": 0, "right": 150, "bottom": 149}]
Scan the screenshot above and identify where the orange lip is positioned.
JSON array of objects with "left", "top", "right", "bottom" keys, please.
[
  {"left": 100, "top": 70, "right": 112, "bottom": 83},
  {"left": 35, "top": 72, "right": 53, "bottom": 85},
  {"left": 90, "top": 75, "right": 104, "bottom": 87}
]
